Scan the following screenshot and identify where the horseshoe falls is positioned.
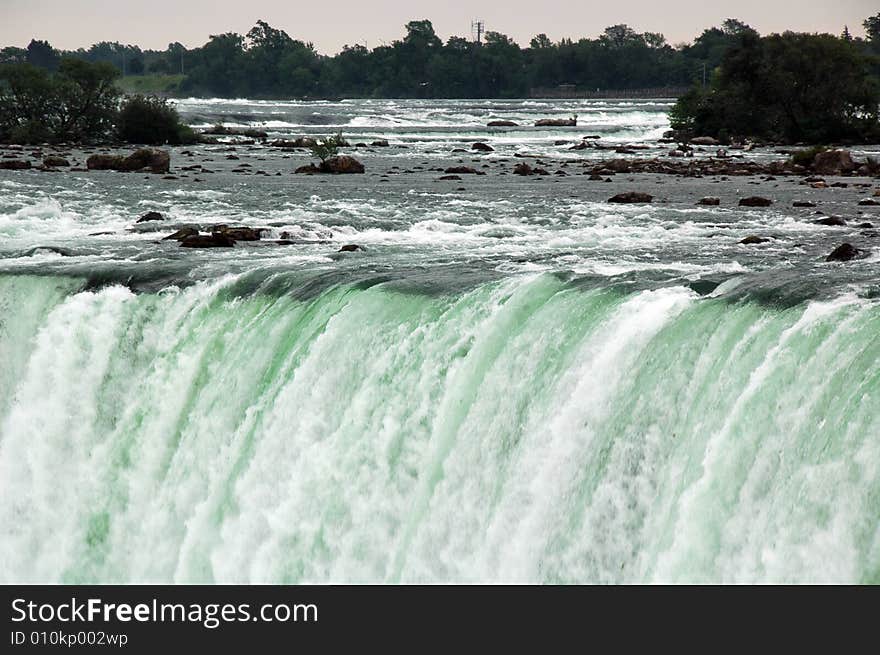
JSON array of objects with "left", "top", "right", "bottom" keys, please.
[{"left": 1, "top": 271, "right": 878, "bottom": 584}]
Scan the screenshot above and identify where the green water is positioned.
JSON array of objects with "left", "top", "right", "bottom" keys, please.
[{"left": 0, "top": 272, "right": 877, "bottom": 583}]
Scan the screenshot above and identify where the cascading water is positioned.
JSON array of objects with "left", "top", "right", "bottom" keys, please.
[{"left": 2, "top": 272, "right": 877, "bottom": 583}]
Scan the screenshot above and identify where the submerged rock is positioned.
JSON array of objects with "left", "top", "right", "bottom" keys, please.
[
  {"left": 792, "top": 200, "right": 816, "bottom": 208},
  {"left": 697, "top": 197, "right": 720, "bottom": 206},
  {"left": 338, "top": 244, "right": 365, "bottom": 252},
  {"left": 487, "top": 120, "right": 518, "bottom": 127},
  {"left": 825, "top": 243, "right": 865, "bottom": 262},
  {"left": 137, "top": 211, "right": 164, "bottom": 223},
  {"left": 858, "top": 198, "right": 880, "bottom": 206},
  {"left": 535, "top": 116, "right": 577, "bottom": 127},
  {"left": 444, "top": 166, "right": 478, "bottom": 174},
  {"left": 472, "top": 142, "right": 494, "bottom": 152},
  {"left": 814, "top": 216, "right": 847, "bottom": 226},
  {"left": 608, "top": 192, "right": 653, "bottom": 204},
  {"left": 739, "top": 196, "right": 772, "bottom": 207},
  {"left": 740, "top": 235, "right": 771, "bottom": 244}
]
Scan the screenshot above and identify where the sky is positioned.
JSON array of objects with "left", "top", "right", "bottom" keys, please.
[{"left": 2, "top": 0, "right": 877, "bottom": 53}]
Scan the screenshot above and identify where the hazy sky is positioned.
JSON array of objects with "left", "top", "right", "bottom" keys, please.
[{"left": 2, "top": 0, "right": 877, "bottom": 53}]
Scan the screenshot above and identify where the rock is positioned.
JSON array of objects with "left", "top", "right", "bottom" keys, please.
[
  {"left": 608, "top": 192, "right": 653, "bottom": 204},
  {"left": 439, "top": 175, "right": 462, "bottom": 180},
  {"left": 812, "top": 149, "right": 855, "bottom": 175},
  {"left": 294, "top": 164, "right": 321, "bottom": 174},
  {"left": 322, "top": 155, "right": 365, "bottom": 174},
  {"left": 535, "top": 116, "right": 577, "bottom": 127},
  {"left": 203, "top": 126, "right": 267, "bottom": 138},
  {"left": 162, "top": 227, "right": 199, "bottom": 241},
  {"left": 858, "top": 198, "right": 880, "bottom": 206},
  {"left": 338, "top": 244, "right": 364, "bottom": 252},
  {"left": 513, "top": 163, "right": 533, "bottom": 176},
  {"left": 86, "top": 148, "right": 170, "bottom": 174},
  {"left": 136, "top": 211, "right": 164, "bottom": 223},
  {"left": 371, "top": 140, "right": 389, "bottom": 147},
  {"left": 606, "top": 159, "right": 631, "bottom": 173},
  {"left": 792, "top": 200, "right": 816, "bottom": 208},
  {"left": 825, "top": 243, "right": 865, "bottom": 262},
  {"left": 180, "top": 233, "right": 235, "bottom": 248},
  {"left": 445, "top": 166, "right": 478, "bottom": 174},
  {"left": 487, "top": 120, "right": 518, "bottom": 127},
  {"left": 739, "top": 196, "right": 772, "bottom": 207},
  {"left": 697, "top": 197, "right": 720, "bottom": 206},
  {"left": 740, "top": 235, "right": 771, "bottom": 244},
  {"left": 858, "top": 222, "right": 874, "bottom": 229},
  {"left": 214, "top": 225, "right": 265, "bottom": 241},
  {"left": 43, "top": 156, "right": 70, "bottom": 167},
  {"left": 690, "top": 136, "right": 720, "bottom": 146},
  {"left": 271, "top": 137, "right": 317, "bottom": 148},
  {"left": 472, "top": 142, "right": 494, "bottom": 152},
  {"left": 0, "top": 160, "right": 31, "bottom": 170},
  {"left": 814, "top": 216, "right": 847, "bottom": 226}
]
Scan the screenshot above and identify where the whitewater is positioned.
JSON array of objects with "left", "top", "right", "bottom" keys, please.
[{"left": 1, "top": 99, "right": 879, "bottom": 583}]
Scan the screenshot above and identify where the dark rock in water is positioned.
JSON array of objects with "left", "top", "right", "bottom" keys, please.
[
  {"left": 606, "top": 159, "right": 631, "bottom": 173},
  {"left": 858, "top": 198, "right": 880, "bottom": 206},
  {"left": 338, "top": 244, "right": 364, "bottom": 252},
  {"left": 814, "top": 216, "right": 847, "bottom": 226},
  {"left": 825, "top": 243, "right": 865, "bottom": 262},
  {"left": 588, "top": 173, "right": 603, "bottom": 180},
  {"left": 371, "top": 139, "right": 389, "bottom": 147},
  {"left": 0, "top": 159, "right": 31, "bottom": 170},
  {"left": 535, "top": 116, "right": 577, "bottom": 127},
  {"left": 608, "top": 192, "right": 653, "bottom": 204},
  {"left": 180, "top": 233, "right": 235, "bottom": 248},
  {"left": 43, "top": 156, "right": 70, "bottom": 167},
  {"left": 137, "top": 211, "right": 164, "bottom": 223},
  {"left": 533, "top": 168, "right": 550, "bottom": 176},
  {"left": 513, "top": 163, "right": 533, "bottom": 176},
  {"left": 87, "top": 148, "right": 170, "bottom": 174},
  {"left": 739, "top": 196, "right": 772, "bottom": 207},
  {"left": 162, "top": 227, "right": 199, "bottom": 241},
  {"left": 203, "top": 126, "right": 268, "bottom": 138},
  {"left": 439, "top": 174, "right": 462, "bottom": 180},
  {"left": 740, "top": 235, "right": 771, "bottom": 244},
  {"left": 487, "top": 120, "right": 518, "bottom": 127},
  {"left": 792, "top": 200, "right": 816, "bottom": 208},
  {"left": 812, "top": 149, "right": 855, "bottom": 175},
  {"left": 295, "top": 163, "right": 320, "bottom": 174},
  {"left": 472, "top": 142, "right": 494, "bottom": 152},
  {"left": 445, "top": 166, "right": 478, "bottom": 174},
  {"left": 690, "top": 136, "right": 719, "bottom": 146},
  {"left": 697, "top": 197, "right": 720, "bottom": 206},
  {"left": 322, "top": 155, "right": 365, "bottom": 174},
  {"left": 858, "top": 222, "right": 874, "bottom": 229},
  {"left": 214, "top": 225, "right": 265, "bottom": 241}
]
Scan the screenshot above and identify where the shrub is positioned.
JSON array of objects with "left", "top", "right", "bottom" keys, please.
[
  {"left": 310, "top": 132, "right": 346, "bottom": 162},
  {"left": 117, "top": 94, "right": 199, "bottom": 145},
  {"left": 790, "top": 145, "right": 828, "bottom": 168}
]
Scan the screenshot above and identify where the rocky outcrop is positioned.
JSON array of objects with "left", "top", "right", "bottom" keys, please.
[
  {"left": 487, "top": 120, "right": 518, "bottom": 127},
  {"left": 213, "top": 225, "right": 266, "bottom": 241},
  {"left": 740, "top": 235, "right": 771, "bottom": 244},
  {"left": 513, "top": 163, "right": 533, "bottom": 176},
  {"left": 295, "top": 156, "right": 365, "bottom": 174},
  {"left": 739, "top": 196, "right": 772, "bottom": 207},
  {"left": 371, "top": 140, "right": 389, "bottom": 147},
  {"left": 812, "top": 149, "right": 855, "bottom": 176},
  {"left": 697, "top": 197, "right": 720, "bottom": 206},
  {"left": 814, "top": 216, "right": 847, "bottom": 226},
  {"left": 858, "top": 198, "right": 880, "bottom": 206},
  {"left": 162, "top": 227, "right": 199, "bottom": 241},
  {"left": 180, "top": 233, "right": 236, "bottom": 248},
  {"left": 608, "top": 192, "right": 653, "bottom": 204},
  {"left": 338, "top": 244, "right": 364, "bottom": 252},
  {"left": 445, "top": 166, "right": 479, "bottom": 175},
  {"left": 535, "top": 116, "right": 577, "bottom": 127},
  {"left": 0, "top": 160, "right": 31, "bottom": 170},
  {"left": 472, "top": 142, "right": 494, "bottom": 152},
  {"left": 43, "top": 156, "right": 70, "bottom": 167},
  {"left": 137, "top": 211, "right": 164, "bottom": 223},
  {"left": 86, "top": 149, "right": 170, "bottom": 174},
  {"left": 826, "top": 243, "right": 865, "bottom": 262}
]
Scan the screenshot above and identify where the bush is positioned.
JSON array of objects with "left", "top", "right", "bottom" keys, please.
[
  {"left": 310, "top": 132, "right": 346, "bottom": 162},
  {"left": 790, "top": 145, "right": 828, "bottom": 168},
  {"left": 117, "top": 94, "right": 199, "bottom": 145}
]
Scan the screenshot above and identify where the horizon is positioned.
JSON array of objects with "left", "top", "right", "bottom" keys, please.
[{"left": 1, "top": 0, "right": 877, "bottom": 54}]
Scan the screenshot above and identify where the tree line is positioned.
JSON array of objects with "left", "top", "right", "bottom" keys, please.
[{"left": 3, "top": 16, "right": 876, "bottom": 99}]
